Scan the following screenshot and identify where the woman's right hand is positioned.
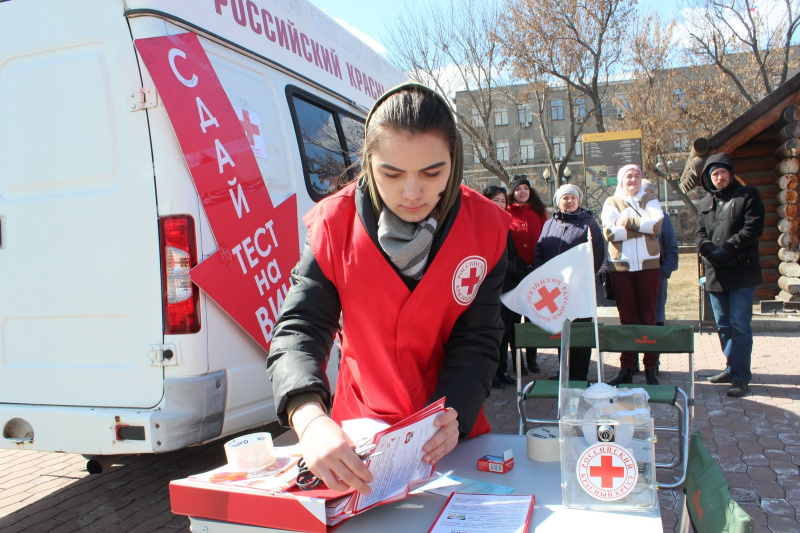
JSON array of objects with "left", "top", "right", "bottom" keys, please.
[{"left": 293, "top": 404, "right": 373, "bottom": 494}]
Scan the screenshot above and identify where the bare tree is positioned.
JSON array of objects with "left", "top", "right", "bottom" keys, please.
[
  {"left": 499, "top": 0, "right": 636, "bottom": 134},
  {"left": 621, "top": 12, "right": 750, "bottom": 221},
  {"left": 683, "top": 0, "right": 800, "bottom": 105},
  {"left": 385, "top": 0, "right": 515, "bottom": 183}
]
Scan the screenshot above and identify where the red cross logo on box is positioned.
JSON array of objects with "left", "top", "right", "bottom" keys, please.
[{"left": 576, "top": 443, "right": 638, "bottom": 501}]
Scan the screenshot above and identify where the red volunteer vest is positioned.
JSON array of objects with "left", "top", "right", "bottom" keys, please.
[{"left": 304, "top": 184, "right": 510, "bottom": 438}]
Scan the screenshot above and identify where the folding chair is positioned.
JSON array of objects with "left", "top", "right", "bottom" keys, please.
[
  {"left": 603, "top": 324, "right": 695, "bottom": 489},
  {"left": 516, "top": 320, "right": 599, "bottom": 431},
  {"left": 516, "top": 322, "right": 695, "bottom": 489},
  {"left": 679, "top": 431, "right": 754, "bottom": 533}
]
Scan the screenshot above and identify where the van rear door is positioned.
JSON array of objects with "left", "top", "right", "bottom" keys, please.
[{"left": 0, "top": 0, "right": 164, "bottom": 409}]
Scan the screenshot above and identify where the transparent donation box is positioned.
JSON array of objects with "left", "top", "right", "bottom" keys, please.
[{"left": 559, "top": 383, "right": 658, "bottom": 511}]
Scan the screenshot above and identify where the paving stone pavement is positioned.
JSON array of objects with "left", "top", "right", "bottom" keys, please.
[{"left": 1, "top": 328, "right": 798, "bottom": 532}]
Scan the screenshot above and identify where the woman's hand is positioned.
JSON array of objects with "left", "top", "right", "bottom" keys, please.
[
  {"left": 293, "top": 404, "right": 373, "bottom": 495},
  {"left": 616, "top": 216, "right": 629, "bottom": 229},
  {"left": 422, "top": 408, "right": 459, "bottom": 465}
]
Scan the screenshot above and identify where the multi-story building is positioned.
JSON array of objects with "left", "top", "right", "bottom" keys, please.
[
  {"left": 454, "top": 78, "right": 698, "bottom": 243},
  {"left": 456, "top": 79, "right": 637, "bottom": 200}
]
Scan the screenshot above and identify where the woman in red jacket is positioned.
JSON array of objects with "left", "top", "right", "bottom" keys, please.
[
  {"left": 506, "top": 175, "right": 548, "bottom": 374},
  {"left": 267, "top": 83, "right": 510, "bottom": 496}
]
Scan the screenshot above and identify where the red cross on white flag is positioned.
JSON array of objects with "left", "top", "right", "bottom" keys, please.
[{"left": 500, "top": 237, "right": 597, "bottom": 333}]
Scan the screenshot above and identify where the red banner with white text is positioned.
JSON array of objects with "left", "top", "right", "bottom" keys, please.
[{"left": 135, "top": 33, "right": 299, "bottom": 351}]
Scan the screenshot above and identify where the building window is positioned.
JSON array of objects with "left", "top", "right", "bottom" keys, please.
[
  {"left": 474, "top": 145, "right": 487, "bottom": 162},
  {"left": 574, "top": 98, "right": 586, "bottom": 122},
  {"left": 673, "top": 131, "right": 688, "bottom": 151},
  {"left": 518, "top": 105, "right": 533, "bottom": 124},
  {"left": 575, "top": 135, "right": 582, "bottom": 156},
  {"left": 553, "top": 137, "right": 566, "bottom": 160},
  {"left": 520, "top": 139, "right": 534, "bottom": 160},
  {"left": 495, "top": 107, "right": 508, "bottom": 126},
  {"left": 615, "top": 96, "right": 629, "bottom": 120},
  {"left": 471, "top": 108, "right": 484, "bottom": 128},
  {"left": 678, "top": 211, "right": 691, "bottom": 232},
  {"left": 673, "top": 88, "right": 686, "bottom": 109},
  {"left": 551, "top": 100, "right": 564, "bottom": 121},
  {"left": 496, "top": 141, "right": 510, "bottom": 161}
]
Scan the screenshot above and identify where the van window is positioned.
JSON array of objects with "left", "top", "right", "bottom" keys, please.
[
  {"left": 288, "top": 89, "right": 364, "bottom": 201},
  {"left": 340, "top": 115, "right": 365, "bottom": 171}
]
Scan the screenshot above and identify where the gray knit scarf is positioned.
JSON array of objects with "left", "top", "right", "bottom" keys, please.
[{"left": 377, "top": 208, "right": 438, "bottom": 280}]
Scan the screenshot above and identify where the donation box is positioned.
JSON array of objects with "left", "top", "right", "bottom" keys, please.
[{"left": 559, "top": 383, "right": 658, "bottom": 511}]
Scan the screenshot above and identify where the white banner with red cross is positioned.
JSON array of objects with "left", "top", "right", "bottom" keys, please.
[{"left": 500, "top": 238, "right": 597, "bottom": 334}]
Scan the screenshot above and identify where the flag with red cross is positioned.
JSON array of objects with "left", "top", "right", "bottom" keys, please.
[{"left": 500, "top": 237, "right": 597, "bottom": 333}]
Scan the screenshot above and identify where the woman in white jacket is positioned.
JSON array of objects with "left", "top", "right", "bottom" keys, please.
[{"left": 601, "top": 164, "right": 664, "bottom": 386}]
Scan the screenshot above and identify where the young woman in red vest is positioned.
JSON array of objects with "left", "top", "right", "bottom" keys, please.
[
  {"left": 506, "top": 176, "right": 548, "bottom": 374},
  {"left": 267, "top": 83, "right": 511, "bottom": 496}
]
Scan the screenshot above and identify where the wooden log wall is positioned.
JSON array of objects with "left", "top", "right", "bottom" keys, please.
[
  {"left": 731, "top": 140, "right": 781, "bottom": 300},
  {"left": 773, "top": 105, "right": 800, "bottom": 302}
]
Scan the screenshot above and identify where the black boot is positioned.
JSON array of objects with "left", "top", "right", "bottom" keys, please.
[
  {"left": 645, "top": 370, "right": 659, "bottom": 385},
  {"left": 526, "top": 351, "right": 539, "bottom": 373},
  {"left": 492, "top": 376, "right": 506, "bottom": 389},
  {"left": 707, "top": 371, "right": 732, "bottom": 384},
  {"left": 727, "top": 381, "right": 749, "bottom": 397},
  {"left": 607, "top": 368, "right": 633, "bottom": 386},
  {"left": 631, "top": 360, "right": 640, "bottom": 376},
  {"left": 571, "top": 368, "right": 589, "bottom": 382}
]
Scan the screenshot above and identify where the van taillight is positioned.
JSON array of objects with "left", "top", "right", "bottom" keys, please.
[{"left": 159, "top": 216, "right": 200, "bottom": 334}]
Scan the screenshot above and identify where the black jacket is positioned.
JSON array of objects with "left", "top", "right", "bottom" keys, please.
[
  {"left": 504, "top": 231, "right": 530, "bottom": 292},
  {"left": 534, "top": 207, "right": 605, "bottom": 274},
  {"left": 695, "top": 153, "right": 765, "bottom": 292},
  {"left": 267, "top": 186, "right": 507, "bottom": 438}
]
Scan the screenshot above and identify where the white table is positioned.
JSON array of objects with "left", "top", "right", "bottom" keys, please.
[{"left": 188, "top": 434, "right": 663, "bottom": 533}]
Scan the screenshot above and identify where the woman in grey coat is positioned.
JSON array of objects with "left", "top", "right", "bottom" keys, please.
[{"left": 534, "top": 184, "right": 604, "bottom": 380}]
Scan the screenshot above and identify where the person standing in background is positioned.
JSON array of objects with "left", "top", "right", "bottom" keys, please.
[
  {"left": 696, "top": 153, "right": 764, "bottom": 398},
  {"left": 483, "top": 186, "right": 530, "bottom": 389},
  {"left": 642, "top": 179, "right": 679, "bottom": 327},
  {"left": 507, "top": 176, "right": 548, "bottom": 375},
  {"left": 629, "top": 179, "right": 680, "bottom": 376},
  {"left": 534, "top": 184, "right": 604, "bottom": 381},
  {"left": 601, "top": 165, "right": 664, "bottom": 386}
]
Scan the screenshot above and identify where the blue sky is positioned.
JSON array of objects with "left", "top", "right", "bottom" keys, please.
[{"left": 307, "top": 0, "right": 684, "bottom": 58}]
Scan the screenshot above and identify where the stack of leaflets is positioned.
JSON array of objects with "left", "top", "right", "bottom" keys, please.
[{"left": 169, "top": 398, "right": 447, "bottom": 532}]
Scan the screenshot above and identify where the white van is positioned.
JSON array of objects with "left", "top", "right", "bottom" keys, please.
[{"left": 0, "top": 0, "right": 405, "bottom": 460}]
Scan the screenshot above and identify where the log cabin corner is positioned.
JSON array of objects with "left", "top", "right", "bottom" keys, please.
[{"left": 677, "top": 72, "right": 800, "bottom": 308}]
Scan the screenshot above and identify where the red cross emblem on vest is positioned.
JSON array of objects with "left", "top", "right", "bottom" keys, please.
[
  {"left": 461, "top": 267, "right": 481, "bottom": 295},
  {"left": 452, "top": 256, "right": 488, "bottom": 306}
]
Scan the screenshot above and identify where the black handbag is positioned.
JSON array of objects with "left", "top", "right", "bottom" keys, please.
[{"left": 602, "top": 272, "right": 615, "bottom": 301}]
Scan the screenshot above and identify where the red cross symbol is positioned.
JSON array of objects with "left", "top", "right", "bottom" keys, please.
[
  {"left": 461, "top": 267, "right": 481, "bottom": 295},
  {"left": 590, "top": 455, "right": 625, "bottom": 488},
  {"left": 239, "top": 109, "right": 261, "bottom": 146},
  {"left": 533, "top": 285, "right": 561, "bottom": 313}
]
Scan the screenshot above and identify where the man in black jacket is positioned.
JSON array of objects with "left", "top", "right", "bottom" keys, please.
[{"left": 695, "top": 153, "right": 765, "bottom": 397}]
